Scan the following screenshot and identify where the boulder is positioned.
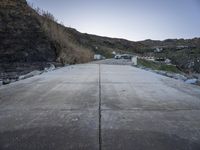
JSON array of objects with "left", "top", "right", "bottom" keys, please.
[
  {"left": 185, "top": 79, "right": 198, "bottom": 84},
  {"left": 44, "top": 64, "right": 56, "bottom": 72},
  {"left": 173, "top": 74, "right": 187, "bottom": 81},
  {"left": 156, "top": 70, "right": 167, "bottom": 76},
  {"left": 2, "top": 79, "right": 11, "bottom": 85},
  {"left": 166, "top": 72, "right": 174, "bottom": 78},
  {"left": 19, "top": 70, "right": 42, "bottom": 80}
]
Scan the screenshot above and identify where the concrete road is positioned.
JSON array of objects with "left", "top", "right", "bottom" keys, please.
[{"left": 0, "top": 64, "right": 200, "bottom": 150}]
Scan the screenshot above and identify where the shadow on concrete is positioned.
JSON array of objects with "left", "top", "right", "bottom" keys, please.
[
  {"left": 102, "top": 129, "right": 200, "bottom": 150},
  {"left": 0, "top": 126, "right": 98, "bottom": 150}
]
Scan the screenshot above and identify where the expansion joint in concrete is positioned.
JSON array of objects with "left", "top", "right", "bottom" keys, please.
[{"left": 98, "top": 64, "right": 102, "bottom": 150}]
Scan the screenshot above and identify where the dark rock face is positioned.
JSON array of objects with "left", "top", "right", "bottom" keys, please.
[
  {"left": 0, "top": 0, "right": 58, "bottom": 82},
  {"left": 0, "top": 0, "right": 56, "bottom": 63}
]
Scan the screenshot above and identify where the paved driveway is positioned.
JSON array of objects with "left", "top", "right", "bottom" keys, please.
[{"left": 0, "top": 64, "right": 200, "bottom": 150}]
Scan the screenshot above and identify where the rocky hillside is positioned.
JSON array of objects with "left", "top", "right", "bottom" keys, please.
[
  {"left": 0, "top": 0, "right": 56, "bottom": 63},
  {"left": 0, "top": 0, "right": 93, "bottom": 81},
  {"left": 140, "top": 38, "right": 200, "bottom": 73}
]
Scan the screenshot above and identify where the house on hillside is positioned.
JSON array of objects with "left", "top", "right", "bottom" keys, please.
[
  {"left": 165, "top": 59, "right": 171, "bottom": 64},
  {"left": 94, "top": 54, "right": 104, "bottom": 60},
  {"left": 154, "top": 47, "right": 163, "bottom": 52},
  {"left": 176, "top": 45, "right": 189, "bottom": 50}
]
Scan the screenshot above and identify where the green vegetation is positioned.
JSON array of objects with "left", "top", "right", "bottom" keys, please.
[
  {"left": 155, "top": 48, "right": 200, "bottom": 73},
  {"left": 138, "top": 59, "right": 158, "bottom": 69},
  {"left": 138, "top": 59, "right": 182, "bottom": 73},
  {"left": 158, "top": 65, "right": 181, "bottom": 73}
]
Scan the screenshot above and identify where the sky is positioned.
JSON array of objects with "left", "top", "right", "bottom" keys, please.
[{"left": 27, "top": 0, "right": 200, "bottom": 41}]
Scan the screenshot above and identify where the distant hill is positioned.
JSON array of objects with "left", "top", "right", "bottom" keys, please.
[
  {"left": 0, "top": 0, "right": 200, "bottom": 80},
  {"left": 57, "top": 26, "right": 200, "bottom": 73}
]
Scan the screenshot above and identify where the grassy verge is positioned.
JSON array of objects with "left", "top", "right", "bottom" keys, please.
[{"left": 137, "top": 59, "right": 182, "bottom": 73}]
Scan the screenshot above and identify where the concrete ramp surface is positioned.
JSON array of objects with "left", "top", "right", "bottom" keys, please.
[{"left": 0, "top": 64, "right": 200, "bottom": 150}]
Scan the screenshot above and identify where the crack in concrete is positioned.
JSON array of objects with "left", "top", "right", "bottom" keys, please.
[
  {"left": 98, "top": 64, "right": 102, "bottom": 150},
  {"left": 101, "top": 108, "right": 200, "bottom": 111}
]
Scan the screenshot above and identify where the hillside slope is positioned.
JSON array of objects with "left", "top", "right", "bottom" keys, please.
[
  {"left": 0, "top": 0, "right": 200, "bottom": 82},
  {"left": 0, "top": 0, "right": 56, "bottom": 63},
  {"left": 0, "top": 0, "right": 93, "bottom": 80},
  {"left": 64, "top": 28, "right": 200, "bottom": 73}
]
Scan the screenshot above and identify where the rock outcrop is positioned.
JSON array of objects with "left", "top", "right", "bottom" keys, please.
[
  {"left": 0, "top": 0, "right": 58, "bottom": 81},
  {"left": 0, "top": 0, "right": 56, "bottom": 63}
]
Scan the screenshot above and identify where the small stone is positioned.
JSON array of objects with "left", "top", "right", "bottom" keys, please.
[
  {"left": 166, "top": 73, "right": 174, "bottom": 78},
  {"left": 44, "top": 64, "right": 55, "bottom": 72},
  {"left": 173, "top": 74, "right": 187, "bottom": 81},
  {"left": 3, "top": 79, "right": 11, "bottom": 85},
  {"left": 185, "top": 79, "right": 198, "bottom": 84},
  {"left": 19, "top": 70, "right": 42, "bottom": 80}
]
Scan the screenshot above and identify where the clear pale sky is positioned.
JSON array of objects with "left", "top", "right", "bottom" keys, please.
[{"left": 27, "top": 0, "right": 200, "bottom": 41}]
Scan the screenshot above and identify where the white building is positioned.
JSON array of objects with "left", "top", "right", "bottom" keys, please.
[
  {"left": 165, "top": 59, "right": 171, "bottom": 64},
  {"left": 112, "top": 51, "right": 116, "bottom": 55},
  {"left": 131, "top": 56, "right": 137, "bottom": 66},
  {"left": 94, "top": 54, "right": 105, "bottom": 60},
  {"left": 154, "top": 47, "right": 163, "bottom": 52}
]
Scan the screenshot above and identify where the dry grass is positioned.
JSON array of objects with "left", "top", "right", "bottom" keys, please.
[{"left": 28, "top": 4, "right": 93, "bottom": 65}]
